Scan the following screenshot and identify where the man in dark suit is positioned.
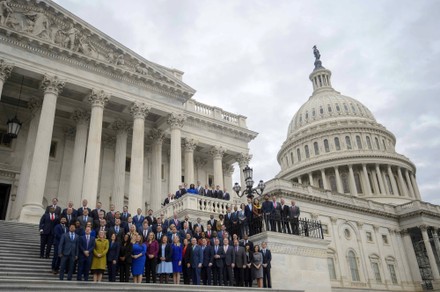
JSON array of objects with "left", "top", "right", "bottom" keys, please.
[
  {"left": 190, "top": 237, "right": 203, "bottom": 285},
  {"left": 181, "top": 215, "right": 193, "bottom": 230},
  {"left": 211, "top": 238, "right": 224, "bottom": 286},
  {"left": 244, "top": 197, "right": 253, "bottom": 235},
  {"left": 93, "top": 209, "right": 106, "bottom": 230},
  {"left": 207, "top": 214, "right": 217, "bottom": 232},
  {"left": 239, "top": 234, "right": 254, "bottom": 251},
  {"left": 95, "top": 218, "right": 109, "bottom": 238},
  {"left": 200, "top": 238, "right": 213, "bottom": 285},
  {"left": 91, "top": 201, "right": 105, "bottom": 221},
  {"left": 196, "top": 181, "right": 204, "bottom": 196},
  {"left": 109, "top": 218, "right": 125, "bottom": 243},
  {"left": 222, "top": 188, "right": 230, "bottom": 200},
  {"left": 180, "top": 222, "right": 193, "bottom": 241},
  {"left": 139, "top": 221, "right": 153, "bottom": 242},
  {"left": 202, "top": 184, "right": 212, "bottom": 197},
  {"left": 224, "top": 206, "right": 233, "bottom": 233},
  {"left": 58, "top": 222, "right": 79, "bottom": 281},
  {"left": 213, "top": 185, "right": 223, "bottom": 199},
  {"left": 145, "top": 209, "right": 156, "bottom": 226},
  {"left": 77, "top": 199, "right": 91, "bottom": 217},
  {"left": 233, "top": 238, "right": 246, "bottom": 286},
  {"left": 39, "top": 206, "right": 59, "bottom": 258},
  {"left": 120, "top": 205, "right": 131, "bottom": 222},
  {"left": 52, "top": 216, "right": 67, "bottom": 273},
  {"left": 261, "top": 242, "right": 272, "bottom": 288},
  {"left": 231, "top": 205, "right": 240, "bottom": 237},
  {"left": 175, "top": 184, "right": 187, "bottom": 199},
  {"left": 223, "top": 238, "right": 235, "bottom": 286},
  {"left": 262, "top": 194, "right": 273, "bottom": 231},
  {"left": 64, "top": 208, "right": 77, "bottom": 227},
  {"left": 46, "top": 197, "right": 62, "bottom": 216},
  {"left": 270, "top": 195, "right": 281, "bottom": 232},
  {"left": 279, "top": 198, "right": 291, "bottom": 233},
  {"left": 105, "top": 204, "right": 116, "bottom": 227},
  {"left": 193, "top": 217, "right": 204, "bottom": 233},
  {"left": 155, "top": 225, "right": 165, "bottom": 243},
  {"left": 61, "top": 201, "right": 77, "bottom": 218},
  {"left": 77, "top": 226, "right": 95, "bottom": 281},
  {"left": 77, "top": 208, "right": 93, "bottom": 228},
  {"left": 132, "top": 208, "right": 145, "bottom": 230},
  {"left": 290, "top": 200, "right": 301, "bottom": 235}
]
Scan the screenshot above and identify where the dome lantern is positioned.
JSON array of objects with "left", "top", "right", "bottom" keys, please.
[{"left": 309, "top": 46, "right": 333, "bottom": 93}]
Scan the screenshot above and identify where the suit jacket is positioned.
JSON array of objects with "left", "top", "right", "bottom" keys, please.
[
  {"left": 119, "top": 242, "right": 132, "bottom": 264},
  {"left": 78, "top": 234, "right": 95, "bottom": 258},
  {"left": 262, "top": 200, "right": 273, "bottom": 214},
  {"left": 223, "top": 192, "right": 230, "bottom": 200},
  {"left": 190, "top": 245, "right": 203, "bottom": 268},
  {"left": 244, "top": 204, "right": 253, "bottom": 221},
  {"left": 158, "top": 243, "right": 173, "bottom": 263},
  {"left": 280, "top": 204, "right": 290, "bottom": 219},
  {"left": 77, "top": 207, "right": 92, "bottom": 217},
  {"left": 223, "top": 245, "right": 235, "bottom": 266},
  {"left": 271, "top": 202, "right": 280, "bottom": 216},
  {"left": 213, "top": 190, "right": 223, "bottom": 199},
  {"left": 212, "top": 245, "right": 225, "bottom": 268},
  {"left": 132, "top": 215, "right": 145, "bottom": 229},
  {"left": 156, "top": 231, "right": 165, "bottom": 243},
  {"left": 91, "top": 208, "right": 106, "bottom": 220},
  {"left": 261, "top": 249, "right": 272, "bottom": 268},
  {"left": 207, "top": 219, "right": 218, "bottom": 231},
  {"left": 54, "top": 223, "right": 68, "bottom": 245},
  {"left": 224, "top": 212, "right": 233, "bottom": 230},
  {"left": 105, "top": 211, "right": 116, "bottom": 226},
  {"left": 120, "top": 212, "right": 131, "bottom": 222},
  {"left": 146, "top": 215, "right": 156, "bottom": 226},
  {"left": 180, "top": 220, "right": 192, "bottom": 230},
  {"left": 139, "top": 227, "right": 153, "bottom": 241},
  {"left": 201, "top": 245, "right": 213, "bottom": 267},
  {"left": 77, "top": 215, "right": 93, "bottom": 228},
  {"left": 290, "top": 205, "right": 300, "bottom": 218},
  {"left": 193, "top": 223, "right": 204, "bottom": 232},
  {"left": 179, "top": 228, "right": 193, "bottom": 241},
  {"left": 198, "top": 187, "right": 205, "bottom": 196},
  {"left": 203, "top": 189, "right": 213, "bottom": 197},
  {"left": 169, "top": 219, "right": 181, "bottom": 230},
  {"left": 45, "top": 205, "right": 62, "bottom": 217},
  {"left": 39, "top": 213, "right": 59, "bottom": 235},
  {"left": 107, "top": 241, "right": 121, "bottom": 262},
  {"left": 62, "top": 208, "right": 78, "bottom": 218},
  {"left": 233, "top": 245, "right": 246, "bottom": 267},
  {"left": 109, "top": 226, "right": 125, "bottom": 243},
  {"left": 64, "top": 214, "right": 77, "bottom": 226},
  {"left": 239, "top": 239, "right": 254, "bottom": 252},
  {"left": 59, "top": 232, "right": 79, "bottom": 257}
]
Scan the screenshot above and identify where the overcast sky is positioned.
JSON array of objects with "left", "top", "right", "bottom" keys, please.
[{"left": 54, "top": 0, "right": 440, "bottom": 205}]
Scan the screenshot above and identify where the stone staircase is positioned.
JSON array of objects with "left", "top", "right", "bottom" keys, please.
[{"left": 0, "top": 220, "right": 299, "bottom": 291}]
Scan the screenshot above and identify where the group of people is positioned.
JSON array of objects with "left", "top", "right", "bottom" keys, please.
[
  {"left": 164, "top": 182, "right": 231, "bottom": 205},
  {"left": 38, "top": 189, "right": 300, "bottom": 288}
]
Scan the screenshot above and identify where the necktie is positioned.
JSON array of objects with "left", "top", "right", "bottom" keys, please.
[
  {"left": 236, "top": 246, "right": 238, "bottom": 252},
  {"left": 86, "top": 235, "right": 89, "bottom": 248},
  {"left": 85, "top": 216, "right": 87, "bottom": 222},
  {"left": 68, "top": 215, "right": 71, "bottom": 221},
  {"left": 144, "top": 230, "right": 147, "bottom": 238},
  {"left": 70, "top": 233, "right": 74, "bottom": 241},
  {"left": 116, "top": 227, "right": 119, "bottom": 233},
  {"left": 215, "top": 246, "right": 218, "bottom": 253},
  {"left": 224, "top": 246, "right": 227, "bottom": 253},
  {"left": 273, "top": 202, "right": 276, "bottom": 208}
]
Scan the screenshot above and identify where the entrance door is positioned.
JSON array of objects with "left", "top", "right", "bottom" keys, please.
[{"left": 0, "top": 184, "right": 11, "bottom": 220}]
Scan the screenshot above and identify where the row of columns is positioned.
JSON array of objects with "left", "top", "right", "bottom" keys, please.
[{"left": 296, "top": 164, "right": 421, "bottom": 199}]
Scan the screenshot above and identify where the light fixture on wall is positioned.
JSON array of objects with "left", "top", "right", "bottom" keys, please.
[{"left": 6, "top": 76, "right": 23, "bottom": 139}]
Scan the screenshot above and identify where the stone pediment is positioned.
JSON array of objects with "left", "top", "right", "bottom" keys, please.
[{"left": 0, "top": 0, "right": 196, "bottom": 101}]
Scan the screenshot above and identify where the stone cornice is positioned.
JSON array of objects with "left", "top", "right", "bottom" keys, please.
[{"left": 0, "top": 0, "right": 195, "bottom": 101}]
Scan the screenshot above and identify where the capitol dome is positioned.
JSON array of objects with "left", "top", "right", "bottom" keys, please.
[{"left": 277, "top": 49, "right": 420, "bottom": 205}]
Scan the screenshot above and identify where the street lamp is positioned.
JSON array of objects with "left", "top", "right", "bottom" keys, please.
[
  {"left": 6, "top": 76, "right": 24, "bottom": 139},
  {"left": 233, "top": 165, "right": 265, "bottom": 198}
]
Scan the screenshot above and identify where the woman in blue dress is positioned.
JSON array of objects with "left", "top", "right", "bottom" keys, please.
[
  {"left": 131, "top": 234, "right": 147, "bottom": 283},
  {"left": 171, "top": 235, "right": 183, "bottom": 284},
  {"left": 156, "top": 235, "right": 173, "bottom": 284}
]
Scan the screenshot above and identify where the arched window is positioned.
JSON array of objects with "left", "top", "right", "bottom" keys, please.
[
  {"left": 324, "top": 139, "right": 330, "bottom": 152},
  {"left": 285, "top": 157, "right": 289, "bottom": 166},
  {"left": 356, "top": 136, "right": 362, "bottom": 149},
  {"left": 375, "top": 137, "right": 380, "bottom": 150},
  {"left": 382, "top": 139, "right": 387, "bottom": 150},
  {"left": 345, "top": 136, "right": 352, "bottom": 150},
  {"left": 348, "top": 251, "right": 360, "bottom": 281},
  {"left": 314, "top": 142, "right": 319, "bottom": 155},
  {"left": 305, "top": 145, "right": 310, "bottom": 158},
  {"left": 297, "top": 148, "right": 301, "bottom": 162},
  {"left": 341, "top": 173, "right": 350, "bottom": 193},
  {"left": 290, "top": 152, "right": 294, "bottom": 165},
  {"left": 335, "top": 103, "right": 340, "bottom": 112},
  {"left": 328, "top": 104, "right": 332, "bottom": 112},
  {"left": 328, "top": 257, "right": 337, "bottom": 280},
  {"left": 329, "top": 175, "right": 337, "bottom": 192},
  {"left": 335, "top": 137, "right": 341, "bottom": 151},
  {"left": 344, "top": 104, "right": 349, "bottom": 112},
  {"left": 320, "top": 106, "right": 324, "bottom": 114},
  {"left": 366, "top": 136, "right": 372, "bottom": 150},
  {"left": 354, "top": 173, "right": 363, "bottom": 194},
  {"left": 312, "top": 108, "right": 316, "bottom": 117},
  {"left": 351, "top": 103, "right": 356, "bottom": 113}
]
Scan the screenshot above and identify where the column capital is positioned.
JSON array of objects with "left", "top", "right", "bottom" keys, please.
[
  {"left": 223, "top": 163, "right": 234, "bottom": 175},
  {"left": 88, "top": 89, "right": 109, "bottom": 108},
  {"left": 71, "top": 109, "right": 90, "bottom": 125},
  {"left": 330, "top": 216, "right": 338, "bottom": 224},
  {"left": 40, "top": 74, "right": 65, "bottom": 95},
  {"left": 167, "top": 112, "right": 186, "bottom": 129},
  {"left": 183, "top": 138, "right": 198, "bottom": 152},
  {"left": 210, "top": 146, "right": 225, "bottom": 159},
  {"left": 130, "top": 102, "right": 150, "bottom": 120},
  {"left": 0, "top": 59, "right": 13, "bottom": 81},
  {"left": 419, "top": 224, "right": 428, "bottom": 232},
  {"left": 372, "top": 224, "right": 380, "bottom": 232},
  {"left": 148, "top": 128, "right": 165, "bottom": 144},
  {"left": 111, "top": 119, "right": 131, "bottom": 134},
  {"left": 399, "top": 228, "right": 409, "bottom": 236},
  {"left": 195, "top": 157, "right": 207, "bottom": 168},
  {"left": 27, "top": 97, "right": 43, "bottom": 115},
  {"left": 236, "top": 152, "right": 252, "bottom": 166},
  {"left": 356, "top": 221, "right": 364, "bottom": 229}
]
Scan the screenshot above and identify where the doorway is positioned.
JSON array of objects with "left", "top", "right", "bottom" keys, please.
[{"left": 0, "top": 184, "right": 11, "bottom": 220}]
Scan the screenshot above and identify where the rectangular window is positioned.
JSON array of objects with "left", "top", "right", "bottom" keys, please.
[
  {"left": 382, "top": 234, "right": 389, "bottom": 244},
  {"left": 366, "top": 231, "right": 373, "bottom": 242},
  {"left": 388, "top": 264, "right": 398, "bottom": 284},
  {"left": 125, "top": 157, "right": 131, "bottom": 172},
  {"left": 161, "top": 164, "right": 164, "bottom": 180},
  {"left": 49, "top": 141, "right": 58, "bottom": 158},
  {"left": 327, "top": 257, "right": 337, "bottom": 280},
  {"left": 371, "top": 262, "right": 382, "bottom": 283},
  {"left": 208, "top": 175, "right": 214, "bottom": 187},
  {"left": 0, "top": 129, "right": 12, "bottom": 148}
]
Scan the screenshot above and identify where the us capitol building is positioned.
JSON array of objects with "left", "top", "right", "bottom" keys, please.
[{"left": 0, "top": 1, "right": 439, "bottom": 292}]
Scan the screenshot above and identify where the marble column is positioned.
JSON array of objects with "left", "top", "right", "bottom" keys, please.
[
  {"left": 404, "top": 169, "right": 416, "bottom": 198},
  {"left": 410, "top": 173, "right": 422, "bottom": 200},
  {"left": 420, "top": 225, "right": 440, "bottom": 280},
  {"left": 195, "top": 157, "right": 207, "bottom": 185},
  {"left": 236, "top": 153, "right": 252, "bottom": 189},
  {"left": 334, "top": 166, "right": 343, "bottom": 193},
  {"left": 211, "top": 146, "right": 225, "bottom": 188},
  {"left": 362, "top": 164, "right": 371, "bottom": 196},
  {"left": 387, "top": 165, "right": 399, "bottom": 195},
  {"left": 57, "top": 128, "right": 75, "bottom": 207},
  {"left": 19, "top": 75, "right": 65, "bottom": 223},
  {"left": 308, "top": 172, "right": 314, "bottom": 186},
  {"left": 433, "top": 230, "right": 440, "bottom": 269},
  {"left": 68, "top": 109, "right": 90, "bottom": 207},
  {"left": 297, "top": 176, "right": 302, "bottom": 184},
  {"left": 128, "top": 102, "right": 150, "bottom": 214},
  {"left": 82, "top": 89, "right": 109, "bottom": 209},
  {"left": 223, "top": 163, "right": 234, "bottom": 191},
  {"left": 397, "top": 167, "right": 409, "bottom": 197},
  {"left": 112, "top": 119, "right": 130, "bottom": 212},
  {"left": 348, "top": 165, "right": 358, "bottom": 196},
  {"left": 371, "top": 169, "right": 380, "bottom": 195},
  {"left": 13, "top": 97, "right": 42, "bottom": 220},
  {"left": 0, "top": 59, "right": 13, "bottom": 99},
  {"left": 400, "top": 229, "right": 423, "bottom": 283},
  {"left": 183, "top": 138, "right": 197, "bottom": 185},
  {"left": 375, "top": 164, "right": 386, "bottom": 195},
  {"left": 99, "top": 135, "right": 115, "bottom": 209},
  {"left": 149, "top": 128, "right": 164, "bottom": 211},
  {"left": 167, "top": 113, "right": 186, "bottom": 193},
  {"left": 320, "top": 169, "right": 328, "bottom": 190}
]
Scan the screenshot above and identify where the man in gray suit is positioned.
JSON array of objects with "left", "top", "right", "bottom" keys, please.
[
  {"left": 77, "top": 208, "right": 93, "bottom": 228},
  {"left": 58, "top": 222, "right": 79, "bottom": 281},
  {"left": 233, "top": 238, "right": 246, "bottom": 286},
  {"left": 222, "top": 238, "right": 235, "bottom": 286},
  {"left": 290, "top": 200, "right": 301, "bottom": 235}
]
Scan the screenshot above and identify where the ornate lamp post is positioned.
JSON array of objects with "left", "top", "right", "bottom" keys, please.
[
  {"left": 233, "top": 165, "right": 265, "bottom": 198},
  {"left": 6, "top": 76, "right": 24, "bottom": 139}
]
